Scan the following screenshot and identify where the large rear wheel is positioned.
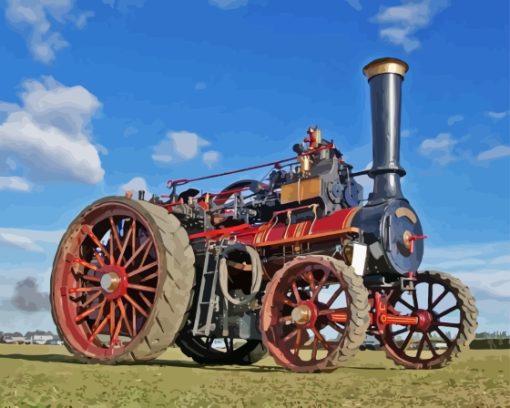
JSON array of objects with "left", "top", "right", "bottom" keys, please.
[{"left": 50, "top": 196, "right": 195, "bottom": 363}]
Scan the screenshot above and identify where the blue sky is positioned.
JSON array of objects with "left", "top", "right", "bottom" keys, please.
[{"left": 0, "top": 0, "right": 508, "bottom": 334}]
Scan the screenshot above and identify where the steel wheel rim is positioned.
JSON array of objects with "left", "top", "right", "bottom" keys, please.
[
  {"left": 52, "top": 202, "right": 161, "bottom": 358},
  {"left": 382, "top": 273, "right": 463, "bottom": 367},
  {"left": 262, "top": 259, "right": 351, "bottom": 371}
]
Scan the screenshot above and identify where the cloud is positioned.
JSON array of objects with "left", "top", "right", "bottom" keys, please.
[
  {"left": 152, "top": 131, "right": 211, "bottom": 164},
  {"left": 11, "top": 277, "right": 50, "bottom": 312},
  {"left": 0, "top": 231, "right": 43, "bottom": 252},
  {"left": 195, "top": 82, "right": 207, "bottom": 91},
  {"left": 102, "top": 0, "right": 146, "bottom": 13},
  {"left": 120, "top": 177, "right": 151, "bottom": 197},
  {"left": 0, "top": 227, "right": 64, "bottom": 244},
  {"left": 477, "top": 145, "right": 510, "bottom": 161},
  {"left": 418, "top": 132, "right": 458, "bottom": 165},
  {"left": 345, "top": 0, "right": 362, "bottom": 11},
  {"left": 447, "top": 114, "right": 464, "bottom": 126},
  {"left": 372, "top": 0, "right": 450, "bottom": 53},
  {"left": 202, "top": 150, "right": 220, "bottom": 168},
  {"left": 486, "top": 111, "right": 509, "bottom": 120},
  {"left": 0, "top": 176, "right": 32, "bottom": 192},
  {"left": 0, "top": 76, "right": 104, "bottom": 185},
  {"left": 5, "top": 0, "right": 93, "bottom": 63},
  {"left": 209, "top": 0, "right": 249, "bottom": 10},
  {"left": 401, "top": 128, "right": 417, "bottom": 138}
]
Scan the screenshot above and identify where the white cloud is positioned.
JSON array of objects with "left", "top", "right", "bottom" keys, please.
[
  {"left": 152, "top": 131, "right": 210, "bottom": 164},
  {"left": 102, "top": 0, "right": 145, "bottom": 13},
  {"left": 486, "top": 111, "right": 509, "bottom": 120},
  {"left": 0, "top": 228, "right": 64, "bottom": 244},
  {"left": 418, "top": 132, "right": 458, "bottom": 165},
  {"left": 372, "top": 0, "right": 450, "bottom": 53},
  {"left": 5, "top": 0, "right": 93, "bottom": 63},
  {"left": 120, "top": 177, "right": 151, "bottom": 197},
  {"left": 401, "top": 128, "right": 417, "bottom": 138},
  {"left": 477, "top": 145, "right": 510, "bottom": 161},
  {"left": 0, "top": 176, "right": 32, "bottom": 192},
  {"left": 345, "top": 0, "right": 362, "bottom": 11},
  {"left": 0, "top": 76, "right": 104, "bottom": 185},
  {"left": 209, "top": 0, "right": 248, "bottom": 10},
  {"left": 0, "top": 231, "right": 43, "bottom": 252},
  {"left": 447, "top": 114, "right": 464, "bottom": 126},
  {"left": 202, "top": 150, "right": 220, "bottom": 168}
]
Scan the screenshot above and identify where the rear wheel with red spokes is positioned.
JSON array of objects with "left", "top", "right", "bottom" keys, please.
[
  {"left": 382, "top": 271, "right": 477, "bottom": 369},
  {"left": 260, "top": 255, "right": 370, "bottom": 373},
  {"left": 51, "top": 196, "right": 195, "bottom": 363}
]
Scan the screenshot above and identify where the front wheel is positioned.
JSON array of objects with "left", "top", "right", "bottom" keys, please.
[{"left": 382, "top": 271, "right": 478, "bottom": 369}]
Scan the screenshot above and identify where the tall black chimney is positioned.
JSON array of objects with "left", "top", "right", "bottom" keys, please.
[{"left": 363, "top": 58, "right": 409, "bottom": 204}]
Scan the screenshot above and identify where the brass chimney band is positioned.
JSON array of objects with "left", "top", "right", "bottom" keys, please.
[{"left": 363, "top": 57, "right": 409, "bottom": 80}]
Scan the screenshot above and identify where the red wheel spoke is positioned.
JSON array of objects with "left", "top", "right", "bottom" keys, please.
[
  {"left": 81, "top": 275, "right": 100, "bottom": 283},
  {"left": 94, "top": 251, "right": 106, "bottom": 268},
  {"left": 434, "top": 327, "right": 452, "bottom": 346},
  {"left": 282, "top": 298, "right": 297, "bottom": 308},
  {"left": 132, "top": 306, "right": 137, "bottom": 336},
  {"left": 117, "top": 221, "right": 135, "bottom": 265},
  {"left": 127, "top": 283, "right": 157, "bottom": 293},
  {"left": 416, "top": 335, "right": 426, "bottom": 359},
  {"left": 124, "top": 238, "right": 150, "bottom": 270},
  {"left": 68, "top": 287, "right": 100, "bottom": 294},
  {"left": 87, "top": 314, "right": 109, "bottom": 342},
  {"left": 278, "top": 315, "right": 293, "bottom": 325},
  {"left": 304, "top": 271, "right": 316, "bottom": 292},
  {"left": 124, "top": 294, "right": 148, "bottom": 318},
  {"left": 436, "top": 305, "right": 459, "bottom": 318},
  {"left": 433, "top": 321, "right": 460, "bottom": 328},
  {"left": 430, "top": 288, "right": 448, "bottom": 310},
  {"left": 311, "top": 270, "right": 330, "bottom": 302},
  {"left": 397, "top": 297, "right": 414, "bottom": 311},
  {"left": 139, "top": 292, "right": 153, "bottom": 309},
  {"left": 312, "top": 328, "right": 329, "bottom": 351},
  {"left": 318, "top": 307, "right": 348, "bottom": 316},
  {"left": 282, "top": 329, "right": 298, "bottom": 344},
  {"left": 326, "top": 286, "right": 343, "bottom": 308},
  {"left": 75, "top": 299, "right": 104, "bottom": 323},
  {"left": 311, "top": 336, "right": 319, "bottom": 361},
  {"left": 116, "top": 299, "right": 133, "bottom": 337},
  {"left": 138, "top": 241, "right": 153, "bottom": 269},
  {"left": 81, "top": 225, "right": 111, "bottom": 263},
  {"left": 400, "top": 328, "right": 415, "bottom": 350},
  {"left": 411, "top": 290, "right": 419, "bottom": 309},
  {"left": 81, "top": 291, "right": 102, "bottom": 308},
  {"left": 72, "top": 257, "right": 98, "bottom": 272},
  {"left": 92, "top": 299, "right": 107, "bottom": 331},
  {"left": 293, "top": 329, "right": 302, "bottom": 355},
  {"left": 387, "top": 303, "right": 400, "bottom": 315},
  {"left": 109, "top": 217, "right": 123, "bottom": 264},
  {"left": 109, "top": 301, "right": 116, "bottom": 340},
  {"left": 427, "top": 283, "right": 434, "bottom": 309},
  {"left": 327, "top": 321, "right": 345, "bottom": 334},
  {"left": 131, "top": 220, "right": 137, "bottom": 255},
  {"left": 140, "top": 271, "right": 158, "bottom": 283},
  {"left": 392, "top": 327, "right": 409, "bottom": 337},
  {"left": 423, "top": 333, "right": 438, "bottom": 357},
  {"left": 291, "top": 282, "right": 301, "bottom": 303},
  {"left": 128, "top": 261, "right": 158, "bottom": 278}
]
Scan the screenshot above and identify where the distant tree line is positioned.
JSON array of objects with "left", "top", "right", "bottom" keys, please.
[{"left": 475, "top": 331, "right": 508, "bottom": 339}]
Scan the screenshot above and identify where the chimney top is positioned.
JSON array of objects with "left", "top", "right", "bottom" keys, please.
[{"left": 363, "top": 58, "right": 409, "bottom": 81}]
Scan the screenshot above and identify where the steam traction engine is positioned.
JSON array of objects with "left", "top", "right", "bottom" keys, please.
[{"left": 51, "top": 58, "right": 478, "bottom": 372}]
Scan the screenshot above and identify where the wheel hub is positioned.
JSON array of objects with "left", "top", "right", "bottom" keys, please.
[
  {"left": 97, "top": 264, "right": 128, "bottom": 300},
  {"left": 414, "top": 309, "right": 433, "bottom": 332},
  {"left": 100, "top": 272, "right": 121, "bottom": 293},
  {"left": 291, "top": 305, "right": 312, "bottom": 325}
]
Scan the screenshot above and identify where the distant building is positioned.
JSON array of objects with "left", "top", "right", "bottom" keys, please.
[
  {"left": 2, "top": 335, "right": 29, "bottom": 344},
  {"left": 30, "top": 334, "right": 54, "bottom": 345}
]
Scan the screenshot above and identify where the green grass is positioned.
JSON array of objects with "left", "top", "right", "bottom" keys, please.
[{"left": 0, "top": 345, "right": 508, "bottom": 408}]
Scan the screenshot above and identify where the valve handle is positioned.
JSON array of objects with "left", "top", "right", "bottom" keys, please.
[{"left": 408, "top": 234, "right": 427, "bottom": 254}]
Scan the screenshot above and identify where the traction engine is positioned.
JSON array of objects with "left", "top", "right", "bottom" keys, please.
[{"left": 51, "top": 58, "right": 478, "bottom": 372}]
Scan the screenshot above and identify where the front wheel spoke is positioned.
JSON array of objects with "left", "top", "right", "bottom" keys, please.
[
  {"left": 81, "top": 291, "right": 103, "bottom": 308},
  {"left": 312, "top": 328, "right": 329, "bottom": 351},
  {"left": 81, "top": 275, "right": 100, "bottom": 283},
  {"left": 68, "top": 286, "right": 100, "bottom": 294},
  {"left": 140, "top": 271, "right": 158, "bottom": 283},
  {"left": 291, "top": 282, "right": 301, "bottom": 303},
  {"left": 436, "top": 305, "right": 459, "bottom": 318},
  {"left": 423, "top": 333, "right": 438, "bottom": 357},
  {"left": 392, "top": 327, "right": 409, "bottom": 337},
  {"left": 75, "top": 300, "right": 104, "bottom": 322},
  {"left": 116, "top": 298, "right": 133, "bottom": 337},
  {"left": 304, "top": 271, "right": 316, "bottom": 292},
  {"left": 124, "top": 294, "right": 148, "bottom": 318},
  {"left": 293, "top": 329, "right": 302, "bottom": 355},
  {"left": 434, "top": 321, "right": 461, "bottom": 328},
  {"left": 282, "top": 298, "right": 297, "bottom": 308},
  {"left": 311, "top": 336, "right": 319, "bottom": 361},
  {"left": 318, "top": 307, "right": 348, "bottom": 316},
  {"left": 87, "top": 315, "right": 109, "bottom": 342},
  {"left": 72, "top": 257, "right": 98, "bottom": 272},
  {"left": 412, "top": 290, "right": 419, "bottom": 309},
  {"left": 282, "top": 329, "right": 298, "bottom": 344},
  {"left": 109, "top": 301, "right": 116, "bottom": 340},
  {"left": 127, "top": 283, "right": 157, "bottom": 293},
  {"left": 117, "top": 222, "right": 135, "bottom": 264},
  {"left": 81, "top": 225, "right": 110, "bottom": 263},
  {"left": 416, "top": 335, "right": 426, "bottom": 359},
  {"left": 327, "top": 321, "right": 345, "bottom": 334},
  {"left": 109, "top": 217, "right": 123, "bottom": 263},
  {"left": 397, "top": 297, "right": 415, "bottom": 311},
  {"left": 428, "top": 283, "right": 434, "bottom": 309},
  {"left": 430, "top": 288, "right": 448, "bottom": 310},
  {"left": 434, "top": 327, "right": 452, "bottom": 345},
  {"left": 401, "top": 328, "right": 415, "bottom": 350},
  {"left": 326, "top": 287, "right": 343, "bottom": 308},
  {"left": 123, "top": 238, "right": 150, "bottom": 270}
]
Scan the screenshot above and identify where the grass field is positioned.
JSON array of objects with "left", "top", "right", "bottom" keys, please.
[{"left": 0, "top": 345, "right": 508, "bottom": 408}]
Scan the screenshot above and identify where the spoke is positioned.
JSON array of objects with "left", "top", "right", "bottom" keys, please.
[
  {"left": 293, "top": 329, "right": 302, "bottom": 355},
  {"left": 139, "top": 292, "right": 153, "bottom": 309},
  {"left": 140, "top": 272, "right": 158, "bottom": 283},
  {"left": 93, "top": 251, "right": 106, "bottom": 268},
  {"left": 131, "top": 220, "right": 137, "bottom": 256},
  {"left": 304, "top": 271, "right": 316, "bottom": 292},
  {"left": 81, "top": 290, "right": 102, "bottom": 308},
  {"left": 400, "top": 328, "right": 415, "bottom": 350},
  {"left": 434, "top": 321, "right": 461, "bottom": 328},
  {"left": 116, "top": 298, "right": 133, "bottom": 337},
  {"left": 138, "top": 241, "right": 153, "bottom": 270},
  {"left": 326, "top": 286, "right": 343, "bottom": 308},
  {"left": 87, "top": 314, "right": 109, "bottom": 342},
  {"left": 81, "top": 225, "right": 111, "bottom": 263},
  {"left": 327, "top": 321, "right": 345, "bottom": 334},
  {"left": 278, "top": 315, "right": 293, "bottom": 324},
  {"left": 124, "top": 294, "right": 149, "bottom": 318},
  {"left": 430, "top": 288, "right": 448, "bottom": 310},
  {"left": 117, "top": 221, "right": 135, "bottom": 265},
  {"left": 81, "top": 275, "right": 100, "bottom": 283},
  {"left": 282, "top": 298, "right": 297, "bottom": 308},
  {"left": 124, "top": 238, "right": 150, "bottom": 270},
  {"left": 411, "top": 289, "right": 419, "bottom": 309},
  {"left": 434, "top": 327, "right": 452, "bottom": 346},
  {"left": 132, "top": 306, "right": 137, "bottom": 337},
  {"left": 416, "top": 335, "right": 426, "bottom": 359},
  {"left": 112, "top": 314, "right": 123, "bottom": 346},
  {"left": 128, "top": 261, "right": 158, "bottom": 278},
  {"left": 392, "top": 327, "right": 409, "bottom": 337},
  {"left": 75, "top": 300, "right": 105, "bottom": 323},
  {"left": 311, "top": 336, "right": 319, "bottom": 361},
  {"left": 423, "top": 333, "right": 438, "bottom": 357},
  {"left": 312, "top": 328, "right": 329, "bottom": 351},
  {"left": 127, "top": 283, "right": 157, "bottom": 293},
  {"left": 282, "top": 329, "right": 298, "bottom": 344},
  {"left": 436, "top": 305, "right": 459, "bottom": 318},
  {"left": 428, "top": 283, "right": 434, "bottom": 309},
  {"left": 387, "top": 303, "right": 400, "bottom": 315},
  {"left": 109, "top": 301, "right": 116, "bottom": 340},
  {"left": 397, "top": 297, "right": 415, "bottom": 311},
  {"left": 109, "top": 217, "right": 123, "bottom": 264},
  {"left": 68, "top": 287, "right": 100, "bottom": 294},
  {"left": 72, "top": 258, "right": 98, "bottom": 272},
  {"left": 291, "top": 282, "right": 301, "bottom": 302},
  {"left": 311, "top": 270, "right": 330, "bottom": 302},
  {"left": 318, "top": 307, "right": 348, "bottom": 316},
  {"left": 92, "top": 299, "right": 107, "bottom": 332}
]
